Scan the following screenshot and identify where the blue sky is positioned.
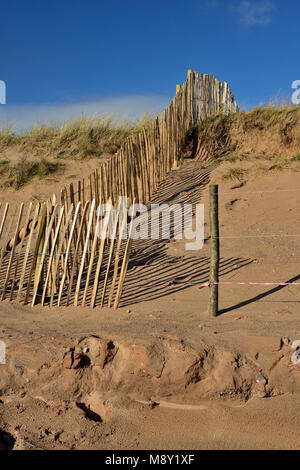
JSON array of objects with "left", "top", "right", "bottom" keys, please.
[{"left": 0, "top": 0, "right": 298, "bottom": 130}]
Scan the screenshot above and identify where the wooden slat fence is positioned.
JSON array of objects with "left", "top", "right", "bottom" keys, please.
[
  {"left": 60, "top": 70, "right": 237, "bottom": 210},
  {"left": 0, "top": 199, "right": 134, "bottom": 308},
  {"left": 0, "top": 70, "right": 237, "bottom": 308}
]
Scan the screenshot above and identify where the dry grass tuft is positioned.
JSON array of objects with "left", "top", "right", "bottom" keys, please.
[
  {"left": 221, "top": 167, "right": 248, "bottom": 182},
  {"left": 188, "top": 104, "right": 300, "bottom": 172},
  {"left": 0, "top": 114, "right": 153, "bottom": 161},
  {"left": 0, "top": 156, "right": 61, "bottom": 189}
]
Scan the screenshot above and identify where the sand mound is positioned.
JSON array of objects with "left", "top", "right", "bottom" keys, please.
[
  {"left": 2, "top": 333, "right": 300, "bottom": 407},
  {"left": 1, "top": 331, "right": 300, "bottom": 449}
]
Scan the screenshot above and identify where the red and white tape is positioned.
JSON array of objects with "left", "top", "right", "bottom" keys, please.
[{"left": 198, "top": 281, "right": 300, "bottom": 289}]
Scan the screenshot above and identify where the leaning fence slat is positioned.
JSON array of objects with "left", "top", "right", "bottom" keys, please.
[
  {"left": 17, "top": 203, "right": 40, "bottom": 302},
  {"left": 57, "top": 202, "right": 81, "bottom": 306},
  {"left": 101, "top": 198, "right": 121, "bottom": 306},
  {"left": 66, "top": 201, "right": 89, "bottom": 306},
  {"left": 113, "top": 200, "right": 136, "bottom": 309},
  {"left": 74, "top": 199, "right": 95, "bottom": 307},
  {"left": 90, "top": 199, "right": 112, "bottom": 308},
  {"left": 24, "top": 204, "right": 47, "bottom": 305},
  {"left": 1, "top": 203, "right": 24, "bottom": 300},
  {"left": 81, "top": 203, "right": 102, "bottom": 307},
  {"left": 0, "top": 205, "right": 15, "bottom": 292},
  {"left": 32, "top": 205, "right": 58, "bottom": 306},
  {"left": 41, "top": 205, "right": 65, "bottom": 306},
  {"left": 33, "top": 203, "right": 48, "bottom": 295},
  {"left": 10, "top": 202, "right": 33, "bottom": 301},
  {"left": 50, "top": 205, "right": 74, "bottom": 307},
  {"left": 107, "top": 200, "right": 128, "bottom": 308}
]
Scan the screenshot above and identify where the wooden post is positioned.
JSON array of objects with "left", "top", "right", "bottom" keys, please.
[
  {"left": 209, "top": 184, "right": 219, "bottom": 317},
  {"left": 33, "top": 204, "right": 46, "bottom": 294}
]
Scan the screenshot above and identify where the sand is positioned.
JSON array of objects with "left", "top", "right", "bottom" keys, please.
[{"left": 1, "top": 160, "right": 300, "bottom": 450}]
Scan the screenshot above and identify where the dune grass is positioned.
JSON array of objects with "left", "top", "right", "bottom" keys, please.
[
  {"left": 190, "top": 104, "right": 300, "bottom": 165},
  {"left": 186, "top": 104, "right": 300, "bottom": 184},
  {"left": 0, "top": 114, "right": 154, "bottom": 160},
  {"left": 1, "top": 104, "right": 299, "bottom": 190},
  {"left": 221, "top": 167, "right": 249, "bottom": 182},
  {"left": 0, "top": 156, "right": 61, "bottom": 189},
  {"left": 0, "top": 114, "right": 154, "bottom": 189}
]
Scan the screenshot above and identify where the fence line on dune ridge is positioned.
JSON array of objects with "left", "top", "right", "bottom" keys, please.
[
  {"left": 0, "top": 70, "right": 238, "bottom": 308},
  {"left": 59, "top": 70, "right": 237, "bottom": 211}
]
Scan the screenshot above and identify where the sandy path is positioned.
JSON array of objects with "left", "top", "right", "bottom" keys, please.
[{"left": 1, "top": 162, "right": 300, "bottom": 449}]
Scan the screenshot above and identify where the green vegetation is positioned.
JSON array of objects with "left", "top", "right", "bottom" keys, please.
[
  {"left": 222, "top": 167, "right": 248, "bottom": 182},
  {"left": 0, "top": 114, "right": 154, "bottom": 190},
  {"left": 185, "top": 104, "right": 300, "bottom": 184},
  {"left": 0, "top": 114, "right": 153, "bottom": 160},
  {"left": 0, "top": 156, "right": 61, "bottom": 189},
  {"left": 0, "top": 104, "right": 299, "bottom": 191},
  {"left": 188, "top": 104, "right": 300, "bottom": 172},
  {"left": 235, "top": 104, "right": 299, "bottom": 134}
]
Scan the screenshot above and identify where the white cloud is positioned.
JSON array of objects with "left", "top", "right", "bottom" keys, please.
[
  {"left": 0, "top": 94, "right": 170, "bottom": 133},
  {"left": 234, "top": 0, "right": 275, "bottom": 27}
]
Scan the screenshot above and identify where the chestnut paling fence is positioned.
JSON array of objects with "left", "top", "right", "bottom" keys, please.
[{"left": 0, "top": 70, "right": 237, "bottom": 307}]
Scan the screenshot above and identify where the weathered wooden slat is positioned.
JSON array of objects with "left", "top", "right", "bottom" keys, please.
[
  {"left": 32, "top": 205, "right": 58, "bottom": 306},
  {"left": 50, "top": 205, "right": 74, "bottom": 307},
  {"left": 0, "top": 206, "right": 16, "bottom": 293},
  {"left": 113, "top": 200, "right": 136, "bottom": 309},
  {"left": 74, "top": 199, "right": 95, "bottom": 307},
  {"left": 57, "top": 202, "right": 81, "bottom": 307},
  {"left": 17, "top": 203, "right": 40, "bottom": 302},
  {"left": 81, "top": 202, "right": 102, "bottom": 307},
  {"left": 41, "top": 205, "right": 65, "bottom": 306},
  {"left": 101, "top": 198, "right": 121, "bottom": 306},
  {"left": 66, "top": 201, "right": 89, "bottom": 306},
  {"left": 1, "top": 203, "right": 24, "bottom": 300},
  {"left": 90, "top": 198, "right": 112, "bottom": 308},
  {"left": 10, "top": 202, "right": 33, "bottom": 301},
  {"left": 24, "top": 203, "right": 47, "bottom": 305},
  {"left": 107, "top": 199, "right": 128, "bottom": 308}
]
